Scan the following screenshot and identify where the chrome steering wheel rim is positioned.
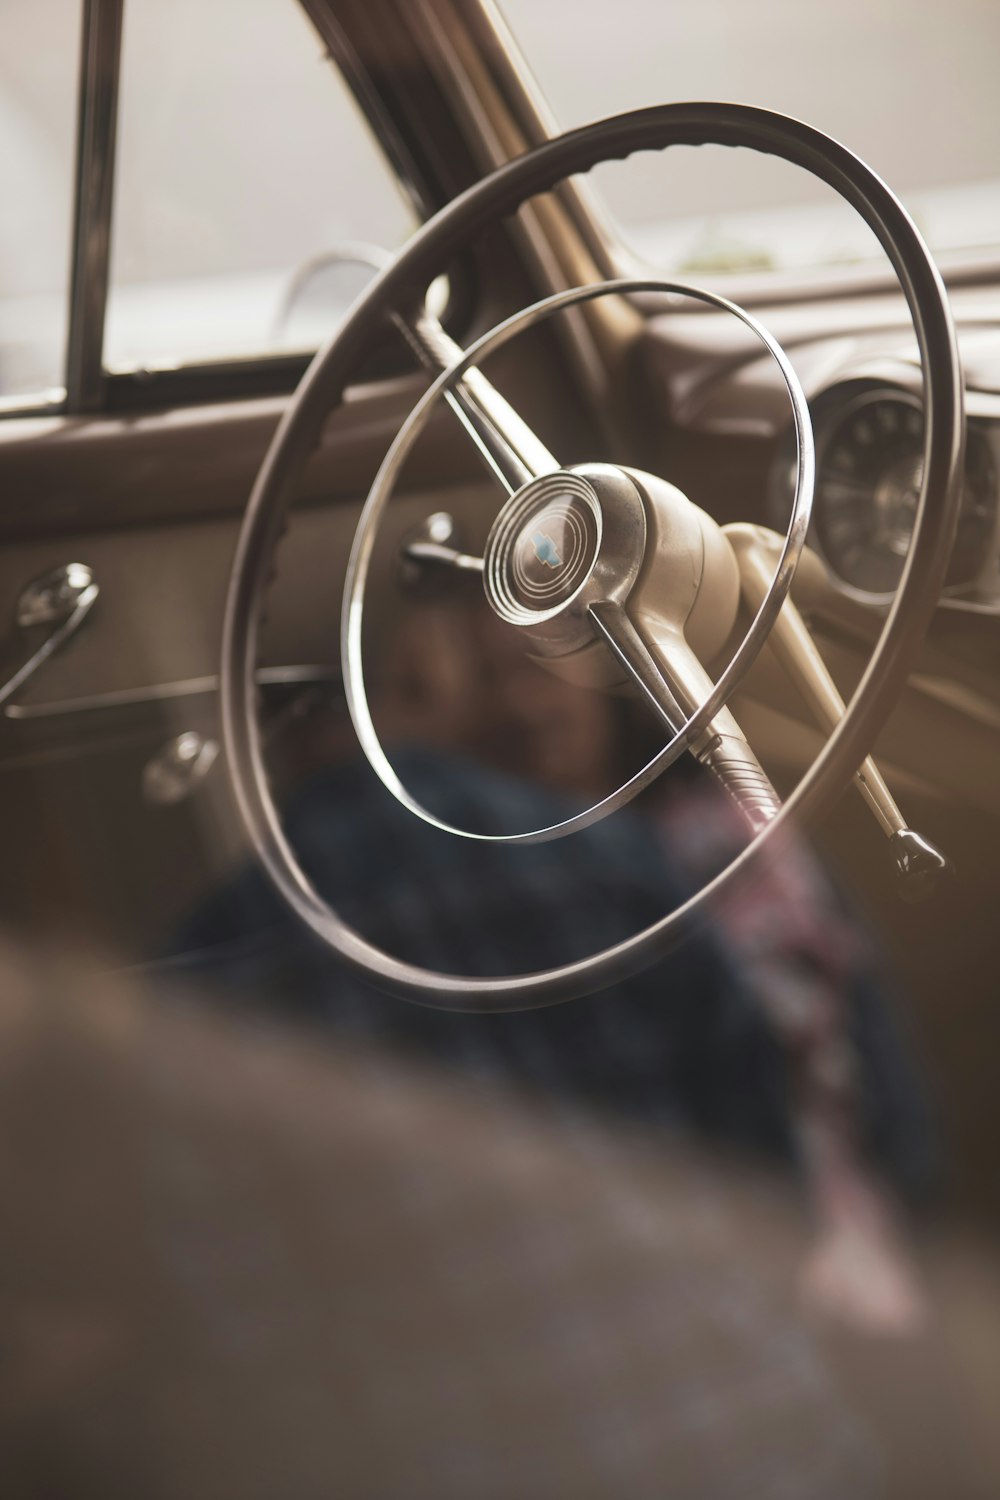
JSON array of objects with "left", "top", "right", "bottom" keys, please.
[
  {"left": 343, "top": 275, "right": 815, "bottom": 844},
  {"left": 221, "top": 102, "right": 964, "bottom": 1011}
]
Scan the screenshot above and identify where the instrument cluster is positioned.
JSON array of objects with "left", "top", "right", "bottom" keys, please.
[{"left": 769, "top": 382, "right": 1000, "bottom": 602}]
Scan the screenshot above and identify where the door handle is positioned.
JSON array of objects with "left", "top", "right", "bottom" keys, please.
[{"left": 0, "top": 564, "right": 99, "bottom": 710}]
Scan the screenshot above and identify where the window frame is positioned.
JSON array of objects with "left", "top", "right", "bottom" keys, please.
[{"left": 6, "top": 0, "right": 441, "bottom": 422}]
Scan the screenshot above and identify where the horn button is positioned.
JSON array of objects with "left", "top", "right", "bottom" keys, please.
[
  {"left": 483, "top": 464, "right": 651, "bottom": 645},
  {"left": 485, "top": 471, "right": 606, "bottom": 624}
]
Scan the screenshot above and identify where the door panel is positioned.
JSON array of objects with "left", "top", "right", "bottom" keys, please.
[{"left": 0, "top": 383, "right": 494, "bottom": 955}]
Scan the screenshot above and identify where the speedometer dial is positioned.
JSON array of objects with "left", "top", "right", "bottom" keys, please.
[{"left": 814, "top": 389, "right": 996, "bottom": 595}]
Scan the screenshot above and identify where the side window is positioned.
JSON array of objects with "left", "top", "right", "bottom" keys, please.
[
  {"left": 104, "top": 0, "right": 416, "bottom": 375},
  {"left": 0, "top": 0, "right": 80, "bottom": 402}
]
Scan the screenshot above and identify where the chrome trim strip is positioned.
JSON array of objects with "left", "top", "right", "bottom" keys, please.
[
  {"left": 4, "top": 665, "right": 340, "bottom": 722},
  {"left": 65, "top": 0, "right": 124, "bottom": 413},
  {"left": 0, "top": 388, "right": 68, "bottom": 418}
]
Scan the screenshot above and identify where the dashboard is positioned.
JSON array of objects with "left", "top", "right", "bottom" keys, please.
[
  {"left": 635, "top": 286, "right": 1000, "bottom": 824},
  {"left": 641, "top": 284, "right": 1000, "bottom": 617}
]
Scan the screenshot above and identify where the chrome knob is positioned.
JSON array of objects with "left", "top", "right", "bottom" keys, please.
[
  {"left": 16, "top": 563, "right": 96, "bottom": 629},
  {"left": 142, "top": 731, "right": 219, "bottom": 806},
  {"left": 890, "top": 828, "right": 954, "bottom": 901}
]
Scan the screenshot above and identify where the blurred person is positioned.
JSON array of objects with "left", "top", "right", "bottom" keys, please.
[{"left": 169, "top": 595, "right": 935, "bottom": 1334}]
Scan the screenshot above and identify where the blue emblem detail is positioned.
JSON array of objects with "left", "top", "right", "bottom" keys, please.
[{"left": 531, "top": 530, "right": 563, "bottom": 569}]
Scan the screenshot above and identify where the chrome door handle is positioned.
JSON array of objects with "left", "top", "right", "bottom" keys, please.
[{"left": 0, "top": 564, "right": 99, "bottom": 709}]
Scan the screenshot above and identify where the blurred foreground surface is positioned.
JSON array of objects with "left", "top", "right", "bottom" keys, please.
[{"left": 1, "top": 946, "right": 999, "bottom": 1500}]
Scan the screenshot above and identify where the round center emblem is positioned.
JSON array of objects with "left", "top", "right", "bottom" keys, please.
[
  {"left": 509, "top": 496, "right": 599, "bottom": 609},
  {"left": 483, "top": 472, "right": 603, "bottom": 626}
]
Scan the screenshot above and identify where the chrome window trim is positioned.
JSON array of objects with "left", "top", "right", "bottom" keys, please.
[{"left": 66, "top": 0, "right": 124, "bottom": 413}]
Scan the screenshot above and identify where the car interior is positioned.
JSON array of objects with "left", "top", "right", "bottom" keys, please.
[{"left": 3, "top": 0, "right": 1000, "bottom": 1495}]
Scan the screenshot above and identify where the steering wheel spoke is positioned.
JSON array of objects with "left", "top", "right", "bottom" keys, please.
[
  {"left": 588, "top": 599, "right": 781, "bottom": 834},
  {"left": 396, "top": 308, "right": 560, "bottom": 493}
]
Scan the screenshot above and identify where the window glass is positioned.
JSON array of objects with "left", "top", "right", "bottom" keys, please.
[
  {"left": 0, "top": 0, "right": 80, "bottom": 401},
  {"left": 500, "top": 0, "right": 1000, "bottom": 276},
  {"left": 105, "top": 0, "right": 416, "bottom": 373}
]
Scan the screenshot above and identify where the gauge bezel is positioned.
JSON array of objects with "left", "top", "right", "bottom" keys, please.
[
  {"left": 777, "top": 379, "right": 999, "bottom": 608},
  {"left": 815, "top": 384, "right": 926, "bottom": 605}
]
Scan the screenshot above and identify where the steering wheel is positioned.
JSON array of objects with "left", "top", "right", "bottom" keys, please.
[{"left": 221, "top": 103, "right": 963, "bottom": 1012}]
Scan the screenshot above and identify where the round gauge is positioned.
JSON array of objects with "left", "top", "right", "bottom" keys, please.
[{"left": 813, "top": 389, "right": 997, "bottom": 596}]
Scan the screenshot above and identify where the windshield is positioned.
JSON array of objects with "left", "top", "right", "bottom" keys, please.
[{"left": 499, "top": 0, "right": 1000, "bottom": 276}]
